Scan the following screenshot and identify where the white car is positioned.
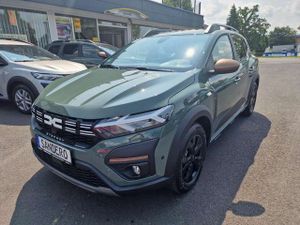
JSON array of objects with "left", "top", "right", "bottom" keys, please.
[{"left": 0, "top": 39, "right": 87, "bottom": 113}]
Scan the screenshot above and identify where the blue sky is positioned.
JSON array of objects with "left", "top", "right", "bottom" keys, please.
[{"left": 152, "top": 0, "right": 300, "bottom": 31}]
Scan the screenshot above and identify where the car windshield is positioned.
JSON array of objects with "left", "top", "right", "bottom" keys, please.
[
  {"left": 98, "top": 43, "right": 119, "bottom": 55},
  {"left": 102, "top": 34, "right": 209, "bottom": 71},
  {"left": 0, "top": 44, "right": 59, "bottom": 62}
]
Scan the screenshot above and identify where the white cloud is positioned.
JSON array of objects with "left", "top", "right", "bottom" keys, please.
[
  {"left": 201, "top": 0, "right": 300, "bottom": 31},
  {"left": 150, "top": 0, "right": 300, "bottom": 31}
]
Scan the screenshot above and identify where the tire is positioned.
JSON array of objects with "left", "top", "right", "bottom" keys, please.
[
  {"left": 171, "top": 124, "right": 207, "bottom": 194},
  {"left": 12, "top": 84, "right": 36, "bottom": 114},
  {"left": 241, "top": 82, "right": 258, "bottom": 117}
]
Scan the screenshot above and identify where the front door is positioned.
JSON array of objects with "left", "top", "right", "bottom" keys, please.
[
  {"left": 208, "top": 35, "right": 241, "bottom": 131},
  {"left": 81, "top": 44, "right": 103, "bottom": 68}
]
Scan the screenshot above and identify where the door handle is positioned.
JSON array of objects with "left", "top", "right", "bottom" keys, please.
[
  {"left": 248, "top": 67, "right": 254, "bottom": 77},
  {"left": 234, "top": 77, "right": 241, "bottom": 82}
]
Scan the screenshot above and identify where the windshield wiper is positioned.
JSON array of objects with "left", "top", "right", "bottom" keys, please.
[
  {"left": 100, "top": 64, "right": 120, "bottom": 69},
  {"left": 124, "top": 66, "right": 174, "bottom": 72},
  {"left": 15, "top": 59, "right": 35, "bottom": 62}
]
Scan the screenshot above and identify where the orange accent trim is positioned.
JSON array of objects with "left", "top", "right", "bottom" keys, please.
[{"left": 109, "top": 155, "right": 148, "bottom": 164}]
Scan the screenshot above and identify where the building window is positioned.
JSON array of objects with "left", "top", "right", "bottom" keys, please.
[
  {"left": 74, "top": 17, "right": 98, "bottom": 41},
  {"left": 0, "top": 7, "right": 51, "bottom": 47},
  {"left": 98, "top": 20, "right": 127, "bottom": 48},
  {"left": 132, "top": 25, "right": 161, "bottom": 40},
  {"left": 55, "top": 16, "right": 74, "bottom": 40}
]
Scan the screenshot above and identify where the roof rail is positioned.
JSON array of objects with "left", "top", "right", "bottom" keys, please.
[
  {"left": 206, "top": 23, "right": 238, "bottom": 33},
  {"left": 52, "top": 40, "right": 66, "bottom": 43},
  {"left": 76, "top": 39, "right": 94, "bottom": 43},
  {"left": 51, "top": 39, "right": 94, "bottom": 44},
  {"left": 0, "top": 37, "right": 32, "bottom": 44}
]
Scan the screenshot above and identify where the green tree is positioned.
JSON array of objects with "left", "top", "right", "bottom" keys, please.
[
  {"left": 163, "top": 0, "right": 193, "bottom": 11},
  {"left": 226, "top": 4, "right": 270, "bottom": 55},
  {"left": 269, "top": 26, "right": 297, "bottom": 46},
  {"left": 226, "top": 5, "right": 240, "bottom": 31}
]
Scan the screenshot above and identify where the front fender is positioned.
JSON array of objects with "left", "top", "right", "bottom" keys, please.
[{"left": 164, "top": 104, "right": 213, "bottom": 177}]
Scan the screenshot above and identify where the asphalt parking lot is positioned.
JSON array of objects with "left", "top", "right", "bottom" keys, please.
[{"left": 0, "top": 57, "right": 299, "bottom": 225}]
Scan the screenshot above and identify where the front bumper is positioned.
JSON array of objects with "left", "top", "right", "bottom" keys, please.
[{"left": 31, "top": 137, "right": 172, "bottom": 195}]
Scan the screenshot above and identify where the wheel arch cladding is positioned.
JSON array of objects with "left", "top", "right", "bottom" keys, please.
[
  {"left": 7, "top": 76, "right": 39, "bottom": 100},
  {"left": 164, "top": 105, "right": 213, "bottom": 177},
  {"left": 255, "top": 77, "right": 259, "bottom": 87}
]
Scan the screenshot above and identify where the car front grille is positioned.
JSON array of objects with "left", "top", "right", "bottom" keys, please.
[
  {"left": 32, "top": 106, "right": 100, "bottom": 148},
  {"left": 34, "top": 148, "right": 108, "bottom": 187}
]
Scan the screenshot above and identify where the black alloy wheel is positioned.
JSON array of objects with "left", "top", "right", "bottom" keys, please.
[
  {"left": 242, "top": 82, "right": 258, "bottom": 116},
  {"left": 172, "top": 124, "right": 207, "bottom": 193}
]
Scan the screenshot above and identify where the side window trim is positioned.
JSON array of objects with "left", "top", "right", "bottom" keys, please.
[
  {"left": 230, "top": 34, "right": 248, "bottom": 61},
  {"left": 205, "top": 34, "right": 234, "bottom": 73},
  {"left": 211, "top": 34, "right": 234, "bottom": 61}
]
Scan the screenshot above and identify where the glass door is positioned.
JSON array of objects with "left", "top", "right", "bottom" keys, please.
[{"left": 98, "top": 26, "right": 125, "bottom": 48}]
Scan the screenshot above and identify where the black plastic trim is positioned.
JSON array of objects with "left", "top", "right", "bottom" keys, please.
[
  {"left": 31, "top": 138, "right": 171, "bottom": 195},
  {"left": 7, "top": 76, "right": 39, "bottom": 100},
  {"left": 164, "top": 106, "right": 213, "bottom": 177},
  {"left": 105, "top": 139, "right": 158, "bottom": 180}
]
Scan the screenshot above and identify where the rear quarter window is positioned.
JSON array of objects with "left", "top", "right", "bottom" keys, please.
[
  {"left": 231, "top": 35, "right": 248, "bottom": 61},
  {"left": 63, "top": 44, "right": 79, "bottom": 56},
  {"left": 48, "top": 44, "right": 61, "bottom": 55}
]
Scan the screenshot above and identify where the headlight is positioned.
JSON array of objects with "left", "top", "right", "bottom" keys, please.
[
  {"left": 31, "top": 72, "right": 63, "bottom": 81},
  {"left": 93, "top": 105, "right": 174, "bottom": 139}
]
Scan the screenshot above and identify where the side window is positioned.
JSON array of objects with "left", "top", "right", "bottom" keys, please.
[
  {"left": 63, "top": 44, "right": 79, "bottom": 56},
  {"left": 48, "top": 44, "right": 61, "bottom": 55},
  {"left": 212, "top": 35, "right": 233, "bottom": 62},
  {"left": 82, "top": 44, "right": 100, "bottom": 58},
  {"left": 231, "top": 35, "right": 248, "bottom": 61}
]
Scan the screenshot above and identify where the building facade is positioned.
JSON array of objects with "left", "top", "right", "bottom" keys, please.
[{"left": 0, "top": 0, "right": 204, "bottom": 48}]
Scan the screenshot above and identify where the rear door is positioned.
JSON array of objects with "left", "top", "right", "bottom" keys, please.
[
  {"left": 208, "top": 35, "right": 241, "bottom": 131},
  {"left": 230, "top": 34, "right": 251, "bottom": 108}
]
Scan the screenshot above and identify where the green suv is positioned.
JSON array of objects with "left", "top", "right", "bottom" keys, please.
[{"left": 31, "top": 24, "right": 259, "bottom": 195}]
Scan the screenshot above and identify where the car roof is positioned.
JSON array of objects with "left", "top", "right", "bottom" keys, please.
[
  {"left": 157, "top": 29, "right": 206, "bottom": 37},
  {"left": 50, "top": 40, "right": 95, "bottom": 45},
  {"left": 0, "top": 39, "right": 32, "bottom": 45},
  {"left": 149, "top": 24, "right": 240, "bottom": 38}
]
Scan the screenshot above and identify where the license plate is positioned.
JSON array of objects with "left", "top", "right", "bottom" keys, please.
[{"left": 36, "top": 136, "right": 72, "bottom": 164}]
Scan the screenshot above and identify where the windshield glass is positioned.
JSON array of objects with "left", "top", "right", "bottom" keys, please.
[
  {"left": 102, "top": 34, "right": 209, "bottom": 71},
  {"left": 98, "top": 44, "right": 119, "bottom": 55},
  {"left": 0, "top": 45, "right": 59, "bottom": 62}
]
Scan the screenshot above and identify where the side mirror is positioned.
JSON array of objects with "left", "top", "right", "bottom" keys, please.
[
  {"left": 0, "top": 59, "right": 8, "bottom": 66},
  {"left": 98, "top": 51, "right": 107, "bottom": 59},
  {"left": 213, "top": 59, "right": 240, "bottom": 74}
]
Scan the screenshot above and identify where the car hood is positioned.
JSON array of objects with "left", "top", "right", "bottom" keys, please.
[
  {"left": 35, "top": 68, "right": 196, "bottom": 119},
  {"left": 14, "top": 60, "right": 87, "bottom": 74}
]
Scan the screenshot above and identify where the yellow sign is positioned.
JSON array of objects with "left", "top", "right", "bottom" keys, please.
[
  {"left": 73, "top": 18, "right": 81, "bottom": 32},
  {"left": 8, "top": 10, "right": 17, "bottom": 26}
]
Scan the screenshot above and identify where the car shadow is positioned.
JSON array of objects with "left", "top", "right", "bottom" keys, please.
[
  {"left": 0, "top": 100, "right": 30, "bottom": 126},
  {"left": 10, "top": 112, "right": 270, "bottom": 225}
]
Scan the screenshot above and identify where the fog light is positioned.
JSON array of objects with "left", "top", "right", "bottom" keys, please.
[{"left": 132, "top": 165, "right": 141, "bottom": 175}]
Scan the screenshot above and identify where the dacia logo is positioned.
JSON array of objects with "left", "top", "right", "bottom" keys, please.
[{"left": 44, "top": 114, "right": 62, "bottom": 129}]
